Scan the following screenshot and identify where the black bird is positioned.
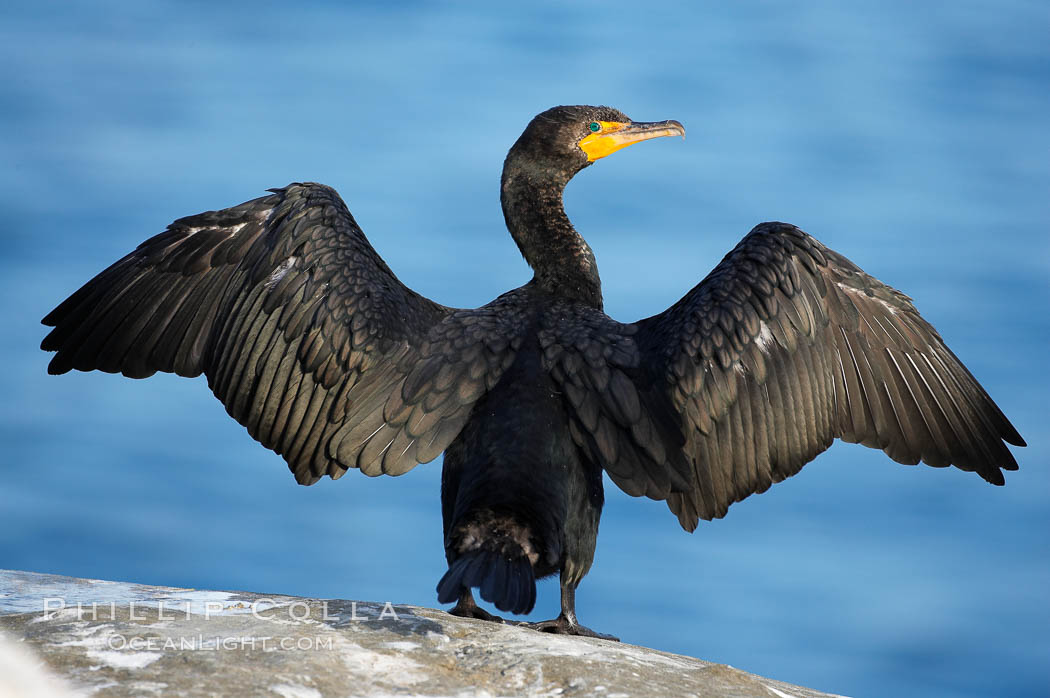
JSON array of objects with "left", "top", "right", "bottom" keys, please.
[{"left": 41, "top": 105, "right": 1024, "bottom": 639}]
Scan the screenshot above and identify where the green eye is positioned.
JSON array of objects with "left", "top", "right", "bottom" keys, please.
[{"left": 588, "top": 122, "right": 601, "bottom": 133}]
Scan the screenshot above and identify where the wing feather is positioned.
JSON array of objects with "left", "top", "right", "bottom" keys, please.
[
  {"left": 625, "top": 222, "right": 1024, "bottom": 529},
  {"left": 42, "top": 183, "right": 525, "bottom": 484}
]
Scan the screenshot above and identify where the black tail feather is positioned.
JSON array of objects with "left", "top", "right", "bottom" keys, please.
[
  {"left": 511, "top": 556, "right": 536, "bottom": 613},
  {"left": 481, "top": 555, "right": 507, "bottom": 603},
  {"left": 437, "top": 550, "right": 536, "bottom": 615}
]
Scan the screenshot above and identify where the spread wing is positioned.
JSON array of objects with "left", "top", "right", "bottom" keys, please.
[
  {"left": 640, "top": 222, "right": 1024, "bottom": 529},
  {"left": 42, "top": 183, "right": 523, "bottom": 484},
  {"left": 548, "top": 222, "right": 1024, "bottom": 531}
]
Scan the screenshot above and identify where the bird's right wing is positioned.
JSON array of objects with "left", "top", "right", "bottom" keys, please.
[
  {"left": 633, "top": 222, "right": 1024, "bottom": 529},
  {"left": 42, "top": 183, "right": 524, "bottom": 484}
]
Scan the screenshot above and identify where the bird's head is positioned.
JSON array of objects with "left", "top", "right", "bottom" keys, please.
[{"left": 505, "top": 105, "right": 685, "bottom": 183}]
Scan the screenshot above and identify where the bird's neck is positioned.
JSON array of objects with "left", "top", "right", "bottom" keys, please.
[{"left": 501, "top": 169, "right": 603, "bottom": 308}]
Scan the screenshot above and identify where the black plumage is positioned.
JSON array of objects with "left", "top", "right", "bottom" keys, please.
[{"left": 41, "top": 105, "right": 1024, "bottom": 638}]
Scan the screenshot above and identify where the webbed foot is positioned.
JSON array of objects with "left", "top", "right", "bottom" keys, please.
[
  {"left": 523, "top": 613, "right": 619, "bottom": 641},
  {"left": 448, "top": 590, "right": 504, "bottom": 623}
]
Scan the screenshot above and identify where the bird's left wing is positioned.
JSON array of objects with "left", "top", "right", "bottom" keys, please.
[{"left": 42, "top": 183, "right": 523, "bottom": 484}]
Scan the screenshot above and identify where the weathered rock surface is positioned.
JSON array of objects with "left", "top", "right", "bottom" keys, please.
[{"left": 1, "top": 569, "right": 842, "bottom": 697}]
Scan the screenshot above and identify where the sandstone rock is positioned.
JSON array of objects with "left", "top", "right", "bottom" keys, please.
[{"left": 1, "top": 569, "right": 842, "bottom": 697}]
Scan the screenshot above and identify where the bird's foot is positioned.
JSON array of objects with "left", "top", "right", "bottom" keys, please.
[
  {"left": 522, "top": 614, "right": 619, "bottom": 641},
  {"left": 448, "top": 594, "right": 503, "bottom": 623}
]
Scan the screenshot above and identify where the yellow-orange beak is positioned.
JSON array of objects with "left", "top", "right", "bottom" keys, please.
[{"left": 579, "top": 119, "right": 686, "bottom": 162}]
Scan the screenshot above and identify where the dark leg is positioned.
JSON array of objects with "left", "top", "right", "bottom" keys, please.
[
  {"left": 523, "top": 575, "right": 619, "bottom": 641},
  {"left": 448, "top": 588, "right": 503, "bottom": 623}
]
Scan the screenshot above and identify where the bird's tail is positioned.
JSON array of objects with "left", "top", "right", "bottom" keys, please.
[{"left": 436, "top": 549, "right": 537, "bottom": 615}]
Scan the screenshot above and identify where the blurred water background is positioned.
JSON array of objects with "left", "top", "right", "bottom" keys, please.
[{"left": 2, "top": 2, "right": 1048, "bottom": 696}]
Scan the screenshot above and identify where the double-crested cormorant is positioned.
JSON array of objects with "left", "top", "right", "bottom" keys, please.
[{"left": 42, "top": 105, "right": 1024, "bottom": 639}]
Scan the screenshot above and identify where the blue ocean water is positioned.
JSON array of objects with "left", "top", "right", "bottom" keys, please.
[{"left": 1, "top": 2, "right": 1047, "bottom": 696}]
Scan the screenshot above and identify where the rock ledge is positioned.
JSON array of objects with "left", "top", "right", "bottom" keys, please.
[{"left": 1, "top": 569, "right": 841, "bottom": 697}]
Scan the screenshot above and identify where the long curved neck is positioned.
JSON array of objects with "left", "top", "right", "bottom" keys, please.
[{"left": 500, "top": 165, "right": 602, "bottom": 308}]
